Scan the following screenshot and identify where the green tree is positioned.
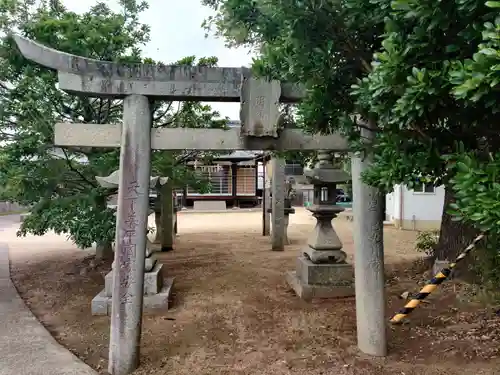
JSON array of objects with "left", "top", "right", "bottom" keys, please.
[
  {"left": 0, "top": 0, "right": 225, "bottom": 259},
  {"left": 444, "top": 0, "right": 500, "bottom": 267},
  {"left": 451, "top": 1, "right": 500, "bottom": 105},
  {"left": 204, "top": 0, "right": 500, "bottom": 263},
  {"left": 443, "top": 1, "right": 500, "bottom": 287},
  {"left": 354, "top": 0, "right": 498, "bottom": 261},
  {"left": 203, "top": 0, "right": 386, "bottom": 136}
]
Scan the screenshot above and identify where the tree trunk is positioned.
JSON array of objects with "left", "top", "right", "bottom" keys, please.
[
  {"left": 435, "top": 186, "right": 479, "bottom": 278},
  {"left": 95, "top": 195, "right": 114, "bottom": 261}
]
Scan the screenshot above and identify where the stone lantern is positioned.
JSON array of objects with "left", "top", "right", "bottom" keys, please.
[
  {"left": 91, "top": 170, "right": 174, "bottom": 315},
  {"left": 286, "top": 151, "right": 354, "bottom": 301}
]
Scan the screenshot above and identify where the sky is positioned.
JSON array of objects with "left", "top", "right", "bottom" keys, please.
[{"left": 62, "top": 0, "right": 255, "bottom": 120}]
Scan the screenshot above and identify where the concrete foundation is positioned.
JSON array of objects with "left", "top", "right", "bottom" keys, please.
[
  {"left": 193, "top": 200, "right": 226, "bottom": 211},
  {"left": 287, "top": 256, "right": 354, "bottom": 301},
  {"left": 393, "top": 218, "right": 441, "bottom": 231},
  {"left": 92, "top": 264, "right": 174, "bottom": 316}
]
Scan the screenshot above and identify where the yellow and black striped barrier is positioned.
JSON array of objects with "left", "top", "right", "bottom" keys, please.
[{"left": 390, "top": 232, "right": 487, "bottom": 324}]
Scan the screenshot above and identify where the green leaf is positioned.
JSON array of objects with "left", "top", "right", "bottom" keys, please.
[{"left": 486, "top": 1, "right": 500, "bottom": 8}]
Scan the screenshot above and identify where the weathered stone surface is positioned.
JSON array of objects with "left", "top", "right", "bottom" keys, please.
[
  {"left": 143, "top": 264, "right": 164, "bottom": 295},
  {"left": 286, "top": 271, "right": 354, "bottom": 301},
  {"left": 144, "top": 252, "right": 158, "bottom": 272},
  {"left": 271, "top": 157, "right": 286, "bottom": 251},
  {"left": 108, "top": 94, "right": 152, "bottom": 375},
  {"left": 302, "top": 248, "right": 347, "bottom": 264},
  {"left": 351, "top": 133, "right": 386, "bottom": 356},
  {"left": 267, "top": 206, "right": 295, "bottom": 245},
  {"left": 54, "top": 123, "right": 349, "bottom": 151},
  {"left": 287, "top": 151, "right": 355, "bottom": 302},
  {"left": 104, "top": 271, "right": 113, "bottom": 298},
  {"left": 105, "top": 263, "right": 164, "bottom": 297},
  {"left": 92, "top": 277, "right": 174, "bottom": 316},
  {"left": 306, "top": 218, "right": 343, "bottom": 250},
  {"left": 262, "top": 163, "right": 271, "bottom": 236},
  {"left": 240, "top": 68, "right": 281, "bottom": 138},
  {"left": 91, "top": 291, "right": 111, "bottom": 316},
  {"left": 12, "top": 35, "right": 304, "bottom": 101},
  {"left": 296, "top": 256, "right": 353, "bottom": 285},
  {"left": 158, "top": 180, "right": 175, "bottom": 252},
  {"left": 304, "top": 193, "right": 345, "bottom": 263}
]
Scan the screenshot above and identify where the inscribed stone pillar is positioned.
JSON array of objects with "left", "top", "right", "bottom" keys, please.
[
  {"left": 271, "top": 157, "right": 286, "bottom": 250},
  {"left": 160, "top": 178, "right": 174, "bottom": 251},
  {"left": 109, "top": 94, "right": 151, "bottom": 375},
  {"left": 351, "top": 125, "right": 387, "bottom": 357},
  {"left": 262, "top": 161, "right": 271, "bottom": 236}
]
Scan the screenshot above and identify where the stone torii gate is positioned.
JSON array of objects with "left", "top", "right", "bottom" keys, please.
[{"left": 12, "top": 35, "right": 386, "bottom": 374}]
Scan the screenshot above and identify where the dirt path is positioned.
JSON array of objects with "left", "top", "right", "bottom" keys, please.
[{"left": 5, "top": 210, "right": 500, "bottom": 374}]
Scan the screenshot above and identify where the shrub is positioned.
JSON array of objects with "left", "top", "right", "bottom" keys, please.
[{"left": 415, "top": 230, "right": 439, "bottom": 257}]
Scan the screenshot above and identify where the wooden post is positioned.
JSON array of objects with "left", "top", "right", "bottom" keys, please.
[
  {"left": 262, "top": 161, "right": 271, "bottom": 236},
  {"left": 160, "top": 179, "right": 174, "bottom": 251},
  {"left": 182, "top": 187, "right": 187, "bottom": 208},
  {"left": 254, "top": 159, "right": 259, "bottom": 207},
  {"left": 109, "top": 95, "right": 152, "bottom": 375},
  {"left": 231, "top": 162, "right": 238, "bottom": 208},
  {"left": 271, "top": 157, "right": 286, "bottom": 250},
  {"left": 351, "top": 125, "right": 387, "bottom": 356}
]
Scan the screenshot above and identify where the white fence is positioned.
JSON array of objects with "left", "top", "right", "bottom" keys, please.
[{"left": 0, "top": 201, "right": 27, "bottom": 213}]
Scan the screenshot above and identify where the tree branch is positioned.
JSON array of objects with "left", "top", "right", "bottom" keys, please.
[
  {"left": 174, "top": 150, "right": 200, "bottom": 165},
  {"left": 60, "top": 148, "right": 97, "bottom": 188}
]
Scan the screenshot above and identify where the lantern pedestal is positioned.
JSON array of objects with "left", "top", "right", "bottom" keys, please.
[{"left": 286, "top": 258, "right": 354, "bottom": 301}]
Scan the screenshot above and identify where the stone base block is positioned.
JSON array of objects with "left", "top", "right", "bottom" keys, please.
[
  {"left": 287, "top": 257, "right": 355, "bottom": 302},
  {"left": 92, "top": 277, "right": 174, "bottom": 316},
  {"left": 286, "top": 271, "right": 354, "bottom": 301},
  {"left": 105, "top": 263, "right": 165, "bottom": 297},
  {"left": 296, "top": 256, "right": 353, "bottom": 285},
  {"left": 144, "top": 254, "right": 159, "bottom": 272},
  {"left": 148, "top": 241, "right": 162, "bottom": 252}
]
